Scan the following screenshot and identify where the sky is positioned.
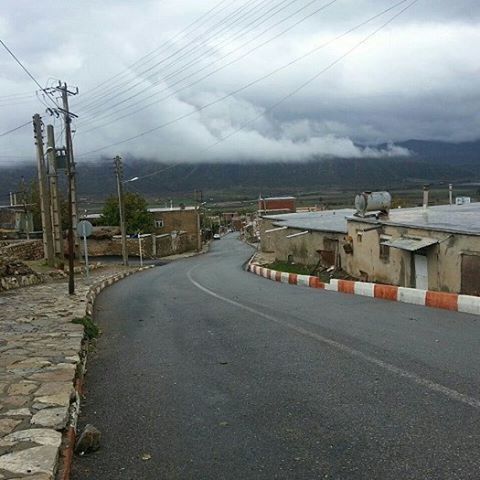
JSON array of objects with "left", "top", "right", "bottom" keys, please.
[{"left": 0, "top": 0, "right": 479, "bottom": 164}]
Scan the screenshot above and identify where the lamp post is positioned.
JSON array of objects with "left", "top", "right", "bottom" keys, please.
[{"left": 114, "top": 156, "right": 138, "bottom": 267}]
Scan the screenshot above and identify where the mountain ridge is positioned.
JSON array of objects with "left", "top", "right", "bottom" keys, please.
[{"left": 0, "top": 139, "right": 479, "bottom": 202}]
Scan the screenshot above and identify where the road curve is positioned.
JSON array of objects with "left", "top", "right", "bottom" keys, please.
[{"left": 73, "top": 234, "right": 480, "bottom": 480}]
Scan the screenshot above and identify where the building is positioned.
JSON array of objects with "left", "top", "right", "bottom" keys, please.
[
  {"left": 149, "top": 206, "right": 200, "bottom": 251},
  {"left": 347, "top": 203, "right": 480, "bottom": 294},
  {"left": 260, "top": 209, "right": 354, "bottom": 269},
  {"left": 260, "top": 201, "right": 480, "bottom": 295},
  {"left": 258, "top": 196, "right": 296, "bottom": 215},
  {"left": 222, "top": 212, "right": 244, "bottom": 231}
]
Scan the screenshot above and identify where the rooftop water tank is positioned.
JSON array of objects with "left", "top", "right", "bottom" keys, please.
[{"left": 355, "top": 191, "right": 392, "bottom": 216}]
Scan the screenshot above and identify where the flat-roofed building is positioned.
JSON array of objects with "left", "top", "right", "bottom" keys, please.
[
  {"left": 260, "top": 209, "right": 354, "bottom": 269},
  {"left": 347, "top": 202, "right": 480, "bottom": 294}
]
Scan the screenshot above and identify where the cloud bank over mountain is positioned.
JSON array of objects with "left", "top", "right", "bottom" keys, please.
[{"left": 0, "top": 0, "right": 479, "bottom": 164}]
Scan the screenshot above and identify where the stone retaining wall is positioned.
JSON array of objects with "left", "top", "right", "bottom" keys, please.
[
  {"left": 0, "top": 273, "right": 44, "bottom": 291},
  {"left": 87, "top": 233, "right": 196, "bottom": 258},
  {"left": 0, "top": 240, "right": 44, "bottom": 261}
]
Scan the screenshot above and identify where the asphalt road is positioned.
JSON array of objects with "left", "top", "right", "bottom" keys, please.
[{"left": 73, "top": 234, "right": 480, "bottom": 480}]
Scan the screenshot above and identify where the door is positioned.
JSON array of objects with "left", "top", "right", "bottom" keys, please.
[
  {"left": 461, "top": 254, "right": 480, "bottom": 295},
  {"left": 414, "top": 254, "right": 428, "bottom": 290}
]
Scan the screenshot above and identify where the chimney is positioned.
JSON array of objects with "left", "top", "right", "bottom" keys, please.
[
  {"left": 449, "top": 183, "right": 453, "bottom": 206},
  {"left": 423, "top": 185, "right": 429, "bottom": 209}
]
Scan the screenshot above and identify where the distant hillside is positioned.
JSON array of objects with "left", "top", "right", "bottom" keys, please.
[{"left": 1, "top": 139, "right": 479, "bottom": 203}]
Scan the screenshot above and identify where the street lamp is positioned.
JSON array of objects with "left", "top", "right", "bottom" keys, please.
[{"left": 116, "top": 171, "right": 139, "bottom": 267}]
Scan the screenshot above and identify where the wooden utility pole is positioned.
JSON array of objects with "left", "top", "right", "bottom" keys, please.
[
  {"left": 57, "top": 82, "right": 79, "bottom": 254},
  {"left": 114, "top": 155, "right": 128, "bottom": 266},
  {"left": 194, "top": 189, "right": 203, "bottom": 252},
  {"left": 54, "top": 82, "right": 79, "bottom": 294},
  {"left": 32, "top": 114, "right": 55, "bottom": 267},
  {"left": 46, "top": 124, "right": 64, "bottom": 262}
]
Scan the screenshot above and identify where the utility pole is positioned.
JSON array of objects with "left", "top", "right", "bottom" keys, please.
[
  {"left": 53, "top": 82, "right": 79, "bottom": 294},
  {"left": 194, "top": 189, "right": 203, "bottom": 252},
  {"left": 57, "top": 82, "right": 79, "bottom": 256},
  {"left": 32, "top": 114, "right": 55, "bottom": 267},
  {"left": 46, "top": 125, "right": 64, "bottom": 262},
  {"left": 114, "top": 155, "right": 128, "bottom": 266}
]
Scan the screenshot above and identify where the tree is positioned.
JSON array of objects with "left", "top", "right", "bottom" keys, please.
[
  {"left": 21, "top": 179, "right": 68, "bottom": 232},
  {"left": 101, "top": 192, "right": 154, "bottom": 234},
  {"left": 21, "top": 180, "right": 41, "bottom": 231}
]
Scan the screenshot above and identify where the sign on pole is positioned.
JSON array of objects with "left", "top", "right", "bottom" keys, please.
[{"left": 77, "top": 220, "right": 93, "bottom": 282}]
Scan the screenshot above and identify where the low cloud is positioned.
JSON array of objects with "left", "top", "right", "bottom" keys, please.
[{"left": 0, "top": 0, "right": 478, "bottom": 165}]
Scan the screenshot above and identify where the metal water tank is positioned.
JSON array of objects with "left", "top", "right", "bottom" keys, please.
[{"left": 355, "top": 191, "right": 392, "bottom": 215}]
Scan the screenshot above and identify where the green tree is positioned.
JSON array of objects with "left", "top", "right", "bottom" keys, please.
[
  {"left": 21, "top": 179, "right": 68, "bottom": 232},
  {"left": 101, "top": 192, "right": 154, "bottom": 234},
  {"left": 22, "top": 180, "right": 41, "bottom": 231}
]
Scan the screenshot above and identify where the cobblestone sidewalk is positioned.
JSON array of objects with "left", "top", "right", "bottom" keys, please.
[{"left": 0, "top": 268, "right": 132, "bottom": 480}]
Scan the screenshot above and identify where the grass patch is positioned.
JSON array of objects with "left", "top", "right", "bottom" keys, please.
[
  {"left": 72, "top": 316, "right": 99, "bottom": 339},
  {"left": 266, "top": 261, "right": 315, "bottom": 275}
]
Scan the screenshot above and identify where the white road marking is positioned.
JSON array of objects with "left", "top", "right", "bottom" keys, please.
[{"left": 187, "top": 267, "right": 480, "bottom": 409}]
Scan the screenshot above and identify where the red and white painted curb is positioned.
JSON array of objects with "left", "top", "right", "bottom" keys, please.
[{"left": 248, "top": 264, "right": 480, "bottom": 316}]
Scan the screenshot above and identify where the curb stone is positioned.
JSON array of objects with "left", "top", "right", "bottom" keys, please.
[
  {"left": 0, "top": 265, "right": 155, "bottom": 480},
  {"left": 247, "top": 262, "right": 480, "bottom": 316}
]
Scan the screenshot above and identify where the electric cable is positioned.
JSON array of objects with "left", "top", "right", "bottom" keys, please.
[
  {"left": 77, "top": 0, "right": 419, "bottom": 162},
  {"left": 77, "top": 0, "right": 338, "bottom": 129},
  {"left": 76, "top": 0, "right": 234, "bottom": 101},
  {"left": 0, "top": 121, "right": 31, "bottom": 138},
  {"left": 78, "top": 0, "right": 325, "bottom": 126},
  {"left": 0, "top": 39, "right": 59, "bottom": 109},
  {"left": 77, "top": 0, "right": 276, "bottom": 112},
  {"left": 76, "top": 0, "right": 261, "bottom": 109}
]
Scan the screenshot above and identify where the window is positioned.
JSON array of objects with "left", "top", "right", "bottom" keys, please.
[
  {"left": 155, "top": 219, "right": 164, "bottom": 228},
  {"left": 357, "top": 230, "right": 363, "bottom": 243},
  {"left": 379, "top": 243, "right": 390, "bottom": 261},
  {"left": 379, "top": 234, "right": 391, "bottom": 261}
]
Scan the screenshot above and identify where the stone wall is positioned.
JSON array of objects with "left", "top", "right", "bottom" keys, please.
[
  {"left": 86, "top": 233, "right": 197, "bottom": 258},
  {"left": 0, "top": 240, "right": 44, "bottom": 261},
  {"left": 0, "top": 258, "right": 44, "bottom": 292}
]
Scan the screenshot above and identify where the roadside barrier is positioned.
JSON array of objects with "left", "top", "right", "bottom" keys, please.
[{"left": 247, "top": 263, "right": 480, "bottom": 316}]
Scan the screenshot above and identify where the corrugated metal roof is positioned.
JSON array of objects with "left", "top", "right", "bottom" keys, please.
[
  {"left": 265, "top": 209, "right": 355, "bottom": 233},
  {"left": 349, "top": 202, "right": 480, "bottom": 235},
  {"left": 381, "top": 236, "right": 438, "bottom": 251}
]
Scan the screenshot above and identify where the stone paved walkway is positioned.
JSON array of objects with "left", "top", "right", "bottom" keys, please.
[{"left": 0, "top": 268, "right": 130, "bottom": 480}]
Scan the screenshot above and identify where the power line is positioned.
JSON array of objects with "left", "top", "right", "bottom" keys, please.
[
  {"left": 76, "top": 0, "right": 234, "bottom": 102},
  {"left": 0, "top": 91, "right": 36, "bottom": 100},
  {"left": 206, "top": 0, "right": 420, "bottom": 151},
  {"left": 77, "top": 0, "right": 336, "bottom": 133},
  {"left": 104, "top": 0, "right": 420, "bottom": 186},
  {"left": 77, "top": 0, "right": 412, "bottom": 157},
  {"left": 75, "top": 0, "right": 255, "bottom": 110},
  {"left": 0, "top": 98, "right": 37, "bottom": 108},
  {"left": 0, "top": 120, "right": 31, "bottom": 138},
  {"left": 78, "top": 0, "right": 324, "bottom": 126},
  {"left": 0, "top": 38, "right": 58, "bottom": 109},
  {"left": 76, "top": 0, "right": 275, "bottom": 113}
]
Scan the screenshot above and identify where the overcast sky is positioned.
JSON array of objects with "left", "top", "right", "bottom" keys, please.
[{"left": 1, "top": 0, "right": 479, "bottom": 164}]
